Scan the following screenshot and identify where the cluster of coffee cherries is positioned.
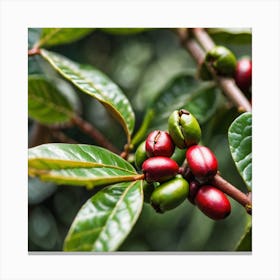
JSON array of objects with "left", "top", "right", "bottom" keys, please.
[
  {"left": 135, "top": 109, "right": 231, "bottom": 220},
  {"left": 199, "top": 46, "right": 252, "bottom": 99}
]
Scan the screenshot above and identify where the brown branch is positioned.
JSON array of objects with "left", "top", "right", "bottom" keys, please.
[
  {"left": 50, "top": 130, "right": 78, "bottom": 144},
  {"left": 29, "top": 123, "right": 52, "bottom": 148},
  {"left": 71, "top": 115, "right": 120, "bottom": 154},
  {"left": 176, "top": 28, "right": 252, "bottom": 112},
  {"left": 210, "top": 174, "right": 252, "bottom": 215}
]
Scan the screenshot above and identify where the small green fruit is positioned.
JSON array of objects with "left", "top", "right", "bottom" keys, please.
[
  {"left": 150, "top": 175, "right": 189, "bottom": 213},
  {"left": 135, "top": 141, "right": 147, "bottom": 169},
  {"left": 168, "top": 109, "right": 201, "bottom": 149},
  {"left": 205, "top": 46, "right": 237, "bottom": 76},
  {"left": 142, "top": 181, "right": 155, "bottom": 203}
]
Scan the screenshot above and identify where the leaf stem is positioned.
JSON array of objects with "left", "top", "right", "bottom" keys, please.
[
  {"left": 176, "top": 28, "right": 252, "bottom": 112},
  {"left": 210, "top": 174, "right": 252, "bottom": 215},
  {"left": 71, "top": 115, "right": 121, "bottom": 154},
  {"left": 28, "top": 47, "right": 41, "bottom": 56}
]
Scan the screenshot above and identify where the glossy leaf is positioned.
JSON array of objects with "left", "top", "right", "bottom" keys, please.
[
  {"left": 101, "top": 28, "right": 149, "bottom": 35},
  {"left": 28, "top": 75, "right": 77, "bottom": 124},
  {"left": 235, "top": 217, "right": 252, "bottom": 251},
  {"left": 63, "top": 180, "right": 143, "bottom": 251},
  {"left": 28, "top": 144, "right": 138, "bottom": 188},
  {"left": 228, "top": 112, "right": 252, "bottom": 191},
  {"left": 147, "top": 75, "right": 219, "bottom": 131},
  {"left": 41, "top": 49, "right": 135, "bottom": 143},
  {"left": 37, "top": 28, "right": 94, "bottom": 47},
  {"left": 208, "top": 28, "right": 252, "bottom": 44}
]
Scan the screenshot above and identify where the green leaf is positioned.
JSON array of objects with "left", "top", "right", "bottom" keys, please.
[
  {"left": 28, "top": 144, "right": 138, "bottom": 188},
  {"left": 228, "top": 112, "right": 252, "bottom": 191},
  {"left": 208, "top": 28, "right": 252, "bottom": 44},
  {"left": 63, "top": 180, "right": 143, "bottom": 251},
  {"left": 148, "top": 75, "right": 219, "bottom": 130},
  {"left": 235, "top": 217, "right": 252, "bottom": 251},
  {"left": 40, "top": 49, "right": 135, "bottom": 143},
  {"left": 37, "top": 28, "right": 94, "bottom": 48},
  {"left": 28, "top": 75, "right": 77, "bottom": 124},
  {"left": 101, "top": 28, "right": 149, "bottom": 35}
]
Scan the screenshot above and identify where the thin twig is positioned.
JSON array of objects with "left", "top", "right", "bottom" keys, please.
[
  {"left": 210, "top": 174, "right": 252, "bottom": 214},
  {"left": 71, "top": 115, "right": 120, "bottom": 154},
  {"left": 176, "top": 28, "right": 252, "bottom": 112}
]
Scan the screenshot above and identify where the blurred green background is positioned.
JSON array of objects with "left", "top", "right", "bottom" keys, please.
[{"left": 28, "top": 28, "right": 252, "bottom": 251}]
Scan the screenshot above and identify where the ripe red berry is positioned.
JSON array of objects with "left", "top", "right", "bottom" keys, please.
[
  {"left": 186, "top": 145, "right": 218, "bottom": 181},
  {"left": 195, "top": 185, "right": 231, "bottom": 220},
  {"left": 146, "top": 130, "right": 175, "bottom": 157},
  {"left": 188, "top": 179, "right": 200, "bottom": 204},
  {"left": 142, "top": 157, "right": 179, "bottom": 183},
  {"left": 234, "top": 57, "right": 252, "bottom": 92}
]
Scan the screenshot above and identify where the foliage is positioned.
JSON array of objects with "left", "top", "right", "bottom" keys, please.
[{"left": 28, "top": 28, "right": 252, "bottom": 252}]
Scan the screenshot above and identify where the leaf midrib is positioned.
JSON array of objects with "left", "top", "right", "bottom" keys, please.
[
  {"left": 28, "top": 158, "right": 136, "bottom": 174},
  {"left": 41, "top": 50, "right": 131, "bottom": 140},
  {"left": 29, "top": 89, "right": 74, "bottom": 117}
]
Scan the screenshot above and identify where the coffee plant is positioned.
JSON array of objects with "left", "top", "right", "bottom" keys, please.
[{"left": 28, "top": 28, "right": 252, "bottom": 252}]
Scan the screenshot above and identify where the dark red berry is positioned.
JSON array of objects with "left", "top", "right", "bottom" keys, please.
[
  {"left": 235, "top": 57, "right": 252, "bottom": 92},
  {"left": 188, "top": 179, "right": 201, "bottom": 204},
  {"left": 186, "top": 145, "right": 218, "bottom": 181},
  {"left": 146, "top": 130, "right": 175, "bottom": 157},
  {"left": 142, "top": 156, "right": 179, "bottom": 183},
  {"left": 195, "top": 185, "right": 231, "bottom": 220}
]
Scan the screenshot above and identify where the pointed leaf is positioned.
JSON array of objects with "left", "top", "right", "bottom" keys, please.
[
  {"left": 28, "top": 144, "right": 138, "bottom": 188},
  {"left": 63, "top": 180, "right": 143, "bottom": 251},
  {"left": 208, "top": 28, "right": 252, "bottom": 44},
  {"left": 235, "top": 217, "right": 252, "bottom": 251},
  {"left": 37, "top": 28, "right": 94, "bottom": 47},
  {"left": 228, "top": 112, "right": 252, "bottom": 191},
  {"left": 41, "top": 50, "right": 135, "bottom": 143},
  {"left": 28, "top": 75, "right": 77, "bottom": 124},
  {"left": 148, "top": 75, "right": 219, "bottom": 130}
]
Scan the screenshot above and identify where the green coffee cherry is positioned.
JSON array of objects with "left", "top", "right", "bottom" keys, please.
[
  {"left": 150, "top": 175, "right": 189, "bottom": 213},
  {"left": 168, "top": 109, "right": 201, "bottom": 149},
  {"left": 135, "top": 141, "right": 148, "bottom": 169},
  {"left": 142, "top": 181, "right": 156, "bottom": 203},
  {"left": 198, "top": 61, "right": 212, "bottom": 81},
  {"left": 205, "top": 46, "right": 237, "bottom": 76}
]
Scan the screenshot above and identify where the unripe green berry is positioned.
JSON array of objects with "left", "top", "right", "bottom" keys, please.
[
  {"left": 168, "top": 109, "right": 201, "bottom": 149},
  {"left": 205, "top": 46, "right": 237, "bottom": 76},
  {"left": 135, "top": 141, "right": 148, "bottom": 169},
  {"left": 142, "top": 181, "right": 155, "bottom": 203},
  {"left": 150, "top": 175, "right": 189, "bottom": 213}
]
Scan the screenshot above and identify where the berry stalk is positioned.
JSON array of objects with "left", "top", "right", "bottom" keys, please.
[{"left": 210, "top": 174, "right": 252, "bottom": 214}]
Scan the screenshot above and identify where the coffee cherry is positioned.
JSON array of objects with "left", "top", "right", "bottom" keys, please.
[
  {"left": 195, "top": 185, "right": 231, "bottom": 220},
  {"left": 142, "top": 157, "right": 179, "bottom": 183},
  {"left": 235, "top": 57, "right": 252, "bottom": 92},
  {"left": 198, "top": 61, "right": 213, "bottom": 81},
  {"left": 142, "top": 181, "right": 156, "bottom": 203},
  {"left": 168, "top": 109, "right": 201, "bottom": 149},
  {"left": 151, "top": 175, "right": 189, "bottom": 213},
  {"left": 188, "top": 179, "right": 200, "bottom": 204},
  {"left": 186, "top": 145, "right": 218, "bottom": 181},
  {"left": 145, "top": 130, "right": 175, "bottom": 157},
  {"left": 205, "top": 46, "right": 237, "bottom": 76},
  {"left": 135, "top": 141, "right": 148, "bottom": 169}
]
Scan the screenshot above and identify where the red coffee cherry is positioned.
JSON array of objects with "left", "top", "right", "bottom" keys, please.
[
  {"left": 188, "top": 179, "right": 200, "bottom": 204},
  {"left": 146, "top": 130, "right": 175, "bottom": 157},
  {"left": 195, "top": 185, "right": 231, "bottom": 220},
  {"left": 234, "top": 57, "right": 252, "bottom": 92},
  {"left": 142, "top": 157, "right": 179, "bottom": 183},
  {"left": 186, "top": 145, "right": 218, "bottom": 181}
]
